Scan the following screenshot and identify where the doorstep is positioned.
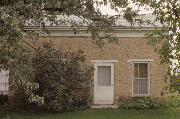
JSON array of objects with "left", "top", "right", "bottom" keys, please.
[{"left": 91, "top": 105, "right": 118, "bottom": 108}]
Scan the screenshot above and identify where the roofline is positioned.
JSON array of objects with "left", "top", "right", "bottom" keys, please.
[
  {"left": 23, "top": 26, "right": 166, "bottom": 38},
  {"left": 24, "top": 26, "right": 162, "bottom": 31}
]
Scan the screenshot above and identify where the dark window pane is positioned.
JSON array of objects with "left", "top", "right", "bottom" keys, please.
[
  {"left": 134, "top": 63, "right": 148, "bottom": 78},
  {"left": 139, "top": 63, "right": 148, "bottom": 78}
]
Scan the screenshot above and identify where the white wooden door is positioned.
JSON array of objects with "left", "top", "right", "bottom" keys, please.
[
  {"left": 94, "top": 63, "right": 114, "bottom": 105},
  {"left": 0, "top": 70, "right": 9, "bottom": 94}
]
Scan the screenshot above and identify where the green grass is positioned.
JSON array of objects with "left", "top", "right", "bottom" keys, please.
[{"left": 1, "top": 108, "right": 180, "bottom": 119}]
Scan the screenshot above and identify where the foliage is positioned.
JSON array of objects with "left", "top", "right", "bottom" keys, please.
[
  {"left": 2, "top": 0, "right": 179, "bottom": 93},
  {"left": 118, "top": 97, "right": 164, "bottom": 109},
  {"left": 130, "top": 0, "right": 180, "bottom": 92},
  {"left": 9, "top": 52, "right": 44, "bottom": 108},
  {"left": 166, "top": 93, "right": 180, "bottom": 107},
  {"left": 0, "top": 95, "right": 8, "bottom": 105},
  {"left": 7, "top": 42, "right": 93, "bottom": 112},
  {"left": 0, "top": 1, "right": 137, "bottom": 111},
  {"left": 0, "top": 0, "right": 128, "bottom": 70},
  {"left": 1, "top": 0, "right": 180, "bottom": 111},
  {"left": 32, "top": 42, "right": 93, "bottom": 112}
]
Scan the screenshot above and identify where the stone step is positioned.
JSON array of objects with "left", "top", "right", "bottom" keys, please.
[{"left": 91, "top": 105, "right": 118, "bottom": 108}]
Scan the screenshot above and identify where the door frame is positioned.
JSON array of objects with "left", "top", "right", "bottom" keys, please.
[{"left": 91, "top": 60, "right": 118, "bottom": 105}]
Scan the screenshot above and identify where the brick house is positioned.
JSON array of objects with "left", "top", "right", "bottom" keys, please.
[{"left": 0, "top": 15, "right": 169, "bottom": 106}]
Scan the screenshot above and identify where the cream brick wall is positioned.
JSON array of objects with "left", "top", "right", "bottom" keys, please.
[{"left": 40, "top": 36, "right": 169, "bottom": 104}]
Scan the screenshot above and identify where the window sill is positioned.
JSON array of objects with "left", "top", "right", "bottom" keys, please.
[
  {"left": 132, "top": 94, "right": 150, "bottom": 97},
  {"left": 0, "top": 91, "right": 8, "bottom": 95}
]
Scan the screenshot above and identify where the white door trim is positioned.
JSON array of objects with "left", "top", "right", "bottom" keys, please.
[{"left": 93, "top": 61, "right": 115, "bottom": 105}]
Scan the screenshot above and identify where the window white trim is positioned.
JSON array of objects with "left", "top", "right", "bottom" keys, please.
[
  {"left": 132, "top": 62, "right": 150, "bottom": 97},
  {"left": 127, "top": 59, "right": 153, "bottom": 63}
]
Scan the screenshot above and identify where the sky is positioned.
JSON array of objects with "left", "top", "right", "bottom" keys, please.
[{"left": 96, "top": 0, "right": 153, "bottom": 15}]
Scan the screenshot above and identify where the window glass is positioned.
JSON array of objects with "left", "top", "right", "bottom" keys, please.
[
  {"left": 133, "top": 63, "right": 148, "bottom": 95},
  {"left": 139, "top": 63, "right": 148, "bottom": 78},
  {"left": 97, "top": 66, "right": 111, "bottom": 86},
  {"left": 134, "top": 63, "right": 139, "bottom": 78},
  {"left": 133, "top": 79, "right": 148, "bottom": 95},
  {"left": 134, "top": 63, "right": 148, "bottom": 78}
]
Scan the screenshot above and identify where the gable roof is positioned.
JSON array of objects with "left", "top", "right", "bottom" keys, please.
[
  {"left": 114, "top": 14, "right": 161, "bottom": 28},
  {"left": 24, "top": 14, "right": 163, "bottom": 37},
  {"left": 26, "top": 14, "right": 162, "bottom": 29}
]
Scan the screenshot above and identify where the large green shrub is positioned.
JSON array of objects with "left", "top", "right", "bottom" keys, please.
[
  {"left": 5, "top": 42, "right": 93, "bottom": 112},
  {"left": 33, "top": 43, "right": 93, "bottom": 112}
]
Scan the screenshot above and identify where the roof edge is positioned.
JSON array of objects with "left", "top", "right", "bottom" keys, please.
[{"left": 24, "top": 26, "right": 162, "bottom": 31}]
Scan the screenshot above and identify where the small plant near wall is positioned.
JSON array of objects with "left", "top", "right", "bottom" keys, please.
[{"left": 118, "top": 97, "right": 164, "bottom": 109}]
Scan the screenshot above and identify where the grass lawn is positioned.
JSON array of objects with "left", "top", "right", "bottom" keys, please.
[{"left": 1, "top": 108, "right": 180, "bottom": 119}]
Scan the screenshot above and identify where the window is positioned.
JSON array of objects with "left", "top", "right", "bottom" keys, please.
[
  {"left": 0, "top": 71, "right": 9, "bottom": 95},
  {"left": 97, "top": 66, "right": 111, "bottom": 86},
  {"left": 133, "top": 63, "right": 149, "bottom": 96}
]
